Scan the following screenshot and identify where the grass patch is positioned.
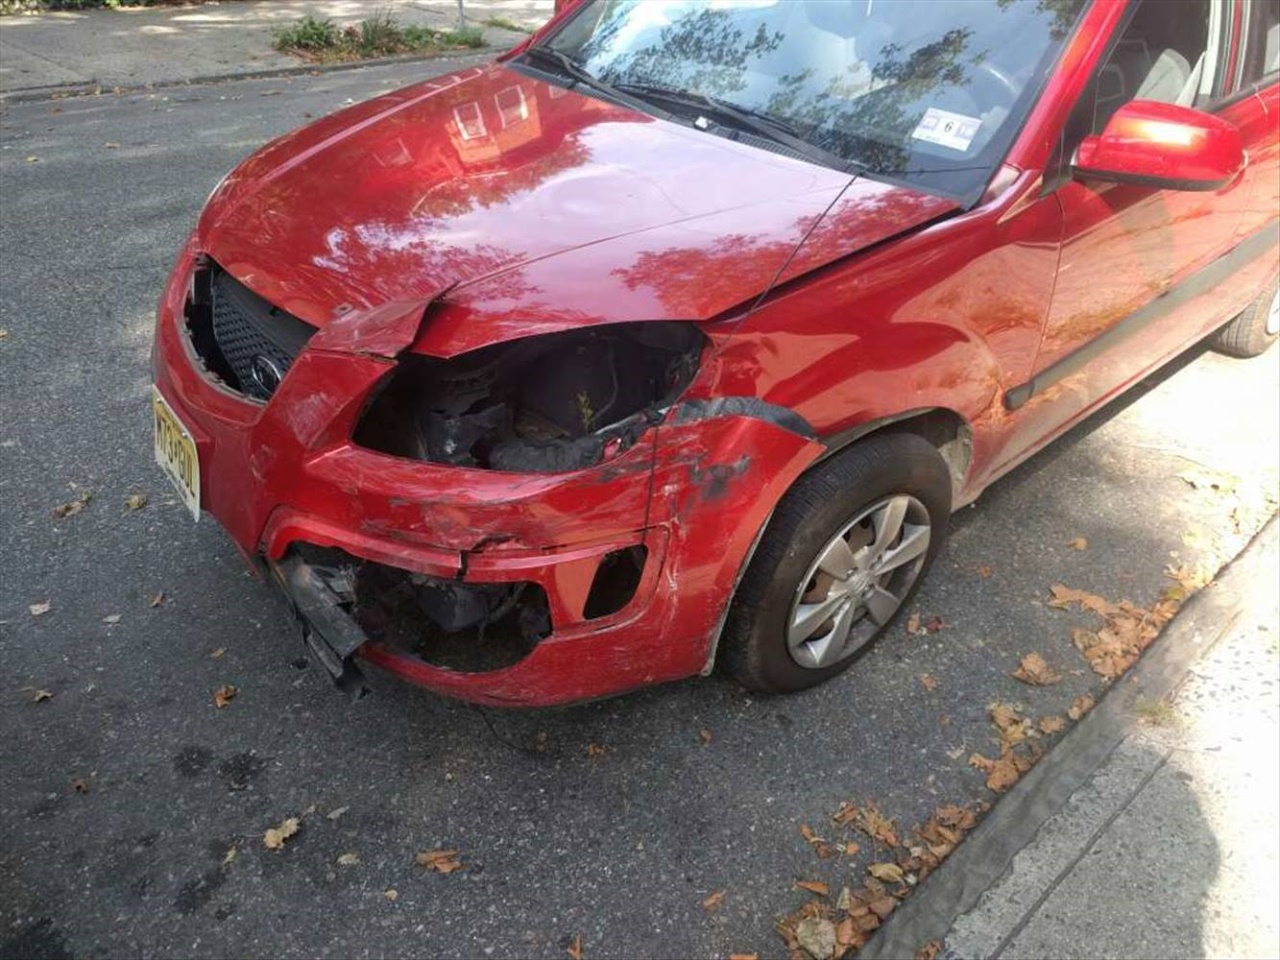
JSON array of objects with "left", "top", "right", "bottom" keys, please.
[
  {"left": 273, "top": 10, "right": 484, "bottom": 62},
  {"left": 482, "top": 15, "right": 532, "bottom": 33},
  {"left": 1134, "top": 696, "right": 1181, "bottom": 728}
]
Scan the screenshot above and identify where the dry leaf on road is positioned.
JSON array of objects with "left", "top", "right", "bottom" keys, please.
[
  {"left": 586, "top": 742, "right": 606, "bottom": 757},
  {"left": 125, "top": 493, "right": 148, "bottom": 510},
  {"left": 916, "top": 940, "right": 944, "bottom": 960},
  {"left": 212, "top": 684, "right": 237, "bottom": 708},
  {"left": 1068, "top": 694, "right": 1095, "bottom": 720},
  {"left": 51, "top": 490, "right": 92, "bottom": 519},
  {"left": 1012, "top": 652, "right": 1061, "bottom": 686},
  {"left": 1067, "top": 537, "right": 1088, "bottom": 550},
  {"left": 384, "top": 888, "right": 398, "bottom": 902},
  {"left": 795, "top": 917, "right": 837, "bottom": 960},
  {"left": 28, "top": 601, "right": 52, "bottom": 617},
  {"left": 21, "top": 687, "right": 53, "bottom": 703},
  {"left": 924, "top": 615, "right": 945, "bottom": 632},
  {"left": 336, "top": 852, "right": 360, "bottom": 866},
  {"left": 795, "top": 879, "right": 829, "bottom": 896},
  {"left": 102, "top": 614, "right": 121, "bottom": 625},
  {"left": 416, "top": 849, "right": 462, "bottom": 873},
  {"left": 698, "top": 728, "right": 713, "bottom": 745},
  {"left": 867, "top": 862, "right": 905, "bottom": 884},
  {"left": 703, "top": 889, "right": 725, "bottom": 911},
  {"left": 263, "top": 817, "right": 300, "bottom": 850},
  {"left": 567, "top": 933, "right": 584, "bottom": 960},
  {"left": 148, "top": 591, "right": 166, "bottom": 607},
  {"left": 906, "top": 612, "right": 924, "bottom": 635},
  {"left": 1039, "top": 716, "right": 1067, "bottom": 734},
  {"left": 1048, "top": 584, "right": 1118, "bottom": 616},
  {"left": 919, "top": 674, "right": 940, "bottom": 691}
]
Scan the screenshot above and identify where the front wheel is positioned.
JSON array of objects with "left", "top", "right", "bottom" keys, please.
[{"left": 720, "top": 433, "right": 952, "bottom": 694}]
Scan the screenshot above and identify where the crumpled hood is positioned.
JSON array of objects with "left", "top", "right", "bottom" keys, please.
[{"left": 199, "top": 62, "right": 957, "bottom": 356}]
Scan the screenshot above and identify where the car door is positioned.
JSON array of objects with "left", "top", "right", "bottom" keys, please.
[
  {"left": 1013, "top": 0, "right": 1249, "bottom": 435},
  {"left": 1227, "top": 0, "right": 1280, "bottom": 244}
]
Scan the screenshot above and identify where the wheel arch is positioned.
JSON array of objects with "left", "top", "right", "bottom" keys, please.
[{"left": 810, "top": 407, "right": 974, "bottom": 504}]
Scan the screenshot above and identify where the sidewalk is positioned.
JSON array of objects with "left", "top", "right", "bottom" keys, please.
[
  {"left": 0, "top": 0, "right": 553, "bottom": 96},
  {"left": 866, "top": 517, "right": 1280, "bottom": 960}
]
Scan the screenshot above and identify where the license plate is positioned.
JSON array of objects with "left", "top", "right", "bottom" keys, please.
[{"left": 152, "top": 387, "right": 200, "bottom": 521}]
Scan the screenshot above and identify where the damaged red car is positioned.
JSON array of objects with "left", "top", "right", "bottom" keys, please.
[{"left": 152, "top": 0, "right": 1280, "bottom": 705}]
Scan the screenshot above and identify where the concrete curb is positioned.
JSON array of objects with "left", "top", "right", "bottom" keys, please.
[
  {"left": 860, "top": 513, "right": 1279, "bottom": 960},
  {"left": 0, "top": 45, "right": 505, "bottom": 104}
]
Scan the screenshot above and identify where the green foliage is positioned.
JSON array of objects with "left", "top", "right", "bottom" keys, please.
[
  {"left": 271, "top": 14, "right": 340, "bottom": 53},
  {"left": 272, "top": 10, "right": 487, "bottom": 60},
  {"left": 482, "top": 15, "right": 531, "bottom": 34}
]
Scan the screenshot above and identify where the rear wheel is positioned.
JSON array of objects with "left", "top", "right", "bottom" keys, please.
[
  {"left": 1211, "top": 277, "right": 1279, "bottom": 359},
  {"left": 721, "top": 433, "right": 951, "bottom": 694}
]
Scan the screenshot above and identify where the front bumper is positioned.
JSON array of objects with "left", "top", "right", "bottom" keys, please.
[{"left": 152, "top": 244, "right": 824, "bottom": 706}]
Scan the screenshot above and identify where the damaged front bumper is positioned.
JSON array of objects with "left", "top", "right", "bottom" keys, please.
[{"left": 153, "top": 246, "right": 825, "bottom": 706}]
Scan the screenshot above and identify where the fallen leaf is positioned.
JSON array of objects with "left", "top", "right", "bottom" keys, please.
[
  {"left": 25, "top": 156, "right": 39, "bottom": 163},
  {"left": 567, "top": 933, "right": 583, "bottom": 960},
  {"left": 1068, "top": 694, "right": 1095, "bottom": 720},
  {"left": 924, "top": 615, "right": 945, "bottom": 632},
  {"left": 868, "top": 895, "right": 898, "bottom": 919},
  {"left": 906, "top": 612, "right": 924, "bottom": 635},
  {"left": 384, "top": 888, "right": 398, "bottom": 902},
  {"left": 28, "top": 601, "right": 51, "bottom": 617},
  {"left": 416, "top": 849, "right": 462, "bottom": 873},
  {"left": 698, "top": 727, "right": 713, "bottom": 745},
  {"left": 1012, "top": 652, "right": 1062, "bottom": 686},
  {"left": 835, "top": 887, "right": 852, "bottom": 912},
  {"left": 934, "top": 804, "right": 978, "bottom": 831},
  {"left": 854, "top": 803, "right": 900, "bottom": 848},
  {"left": 71, "top": 777, "right": 90, "bottom": 794},
  {"left": 212, "top": 684, "right": 237, "bottom": 708},
  {"left": 586, "top": 742, "right": 606, "bottom": 757},
  {"left": 795, "top": 917, "right": 837, "bottom": 960},
  {"left": 832, "top": 801, "right": 859, "bottom": 826},
  {"left": 702, "top": 889, "right": 725, "bottom": 911},
  {"left": 327, "top": 805, "right": 350, "bottom": 821},
  {"left": 336, "top": 852, "right": 360, "bottom": 866},
  {"left": 263, "top": 817, "right": 300, "bottom": 850},
  {"left": 210, "top": 648, "right": 225, "bottom": 659},
  {"left": 148, "top": 591, "right": 166, "bottom": 607},
  {"left": 976, "top": 564, "right": 994, "bottom": 578},
  {"left": 795, "top": 879, "right": 829, "bottom": 896},
  {"left": 103, "top": 141, "right": 121, "bottom": 148},
  {"left": 729, "top": 954, "right": 760, "bottom": 960},
  {"left": 1067, "top": 537, "right": 1088, "bottom": 550},
  {"left": 125, "top": 493, "right": 148, "bottom": 511},
  {"left": 969, "top": 746, "right": 1035, "bottom": 793},
  {"left": 51, "top": 490, "right": 92, "bottom": 519},
  {"left": 916, "top": 940, "right": 944, "bottom": 960},
  {"left": 801, "top": 823, "right": 819, "bottom": 843},
  {"left": 841, "top": 841, "right": 860, "bottom": 857},
  {"left": 222, "top": 845, "right": 237, "bottom": 866},
  {"left": 21, "top": 686, "right": 53, "bottom": 703},
  {"left": 1039, "top": 716, "right": 1067, "bottom": 734},
  {"left": 835, "top": 916, "right": 860, "bottom": 950},
  {"left": 102, "top": 614, "right": 121, "bottom": 625},
  {"left": 989, "top": 702, "right": 1032, "bottom": 745},
  {"left": 919, "top": 674, "right": 939, "bottom": 691},
  {"left": 1048, "top": 584, "right": 1118, "bottom": 617},
  {"left": 867, "top": 862, "right": 905, "bottom": 884}
]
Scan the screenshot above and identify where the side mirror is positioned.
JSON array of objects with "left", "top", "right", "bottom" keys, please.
[{"left": 1072, "top": 99, "right": 1244, "bottom": 192}]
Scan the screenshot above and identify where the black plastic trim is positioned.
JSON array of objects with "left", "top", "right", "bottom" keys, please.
[{"left": 670, "top": 397, "right": 816, "bottom": 439}]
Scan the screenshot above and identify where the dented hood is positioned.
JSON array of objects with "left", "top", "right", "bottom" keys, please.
[{"left": 199, "top": 62, "right": 956, "bottom": 356}]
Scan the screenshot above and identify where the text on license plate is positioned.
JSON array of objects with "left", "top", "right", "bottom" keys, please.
[{"left": 152, "top": 387, "right": 200, "bottom": 521}]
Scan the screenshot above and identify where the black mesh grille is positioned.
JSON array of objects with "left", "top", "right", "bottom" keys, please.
[{"left": 202, "top": 267, "right": 315, "bottom": 401}]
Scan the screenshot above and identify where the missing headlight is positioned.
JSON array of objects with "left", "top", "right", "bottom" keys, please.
[{"left": 353, "top": 322, "right": 706, "bottom": 472}]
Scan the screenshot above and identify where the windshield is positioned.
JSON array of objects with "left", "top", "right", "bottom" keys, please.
[{"left": 541, "top": 0, "right": 1085, "bottom": 200}]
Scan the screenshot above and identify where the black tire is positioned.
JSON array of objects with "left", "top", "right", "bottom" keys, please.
[
  {"left": 1211, "top": 276, "right": 1279, "bottom": 359},
  {"left": 720, "top": 432, "right": 952, "bottom": 694}
]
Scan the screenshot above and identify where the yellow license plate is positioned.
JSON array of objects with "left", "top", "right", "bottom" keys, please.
[{"left": 152, "top": 387, "right": 200, "bottom": 521}]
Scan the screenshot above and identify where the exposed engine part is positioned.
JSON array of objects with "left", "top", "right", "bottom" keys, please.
[
  {"left": 354, "top": 322, "right": 706, "bottom": 472},
  {"left": 282, "top": 544, "right": 553, "bottom": 675}
]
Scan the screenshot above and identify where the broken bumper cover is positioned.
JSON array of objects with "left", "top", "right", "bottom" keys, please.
[{"left": 153, "top": 247, "right": 825, "bottom": 706}]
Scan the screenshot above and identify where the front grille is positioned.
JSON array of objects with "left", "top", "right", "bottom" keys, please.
[{"left": 187, "top": 264, "right": 315, "bottom": 401}]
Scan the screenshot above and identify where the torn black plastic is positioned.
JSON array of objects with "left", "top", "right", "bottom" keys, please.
[
  {"left": 354, "top": 322, "right": 706, "bottom": 472},
  {"left": 269, "top": 551, "right": 370, "bottom": 700}
]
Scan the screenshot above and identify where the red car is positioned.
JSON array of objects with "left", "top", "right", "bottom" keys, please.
[{"left": 152, "top": 0, "right": 1279, "bottom": 705}]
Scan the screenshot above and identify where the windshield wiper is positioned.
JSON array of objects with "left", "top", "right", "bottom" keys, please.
[
  {"left": 520, "top": 46, "right": 662, "bottom": 117},
  {"left": 613, "top": 82, "right": 859, "bottom": 174}
]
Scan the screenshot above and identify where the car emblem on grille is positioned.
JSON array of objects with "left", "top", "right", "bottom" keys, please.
[{"left": 249, "top": 355, "right": 284, "bottom": 394}]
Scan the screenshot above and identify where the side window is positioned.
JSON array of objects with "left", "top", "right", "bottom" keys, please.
[
  {"left": 1090, "top": 0, "right": 1228, "bottom": 133},
  {"left": 1236, "top": 0, "right": 1280, "bottom": 90}
]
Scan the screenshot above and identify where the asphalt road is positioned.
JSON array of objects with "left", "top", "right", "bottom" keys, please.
[{"left": 1, "top": 59, "right": 1277, "bottom": 960}]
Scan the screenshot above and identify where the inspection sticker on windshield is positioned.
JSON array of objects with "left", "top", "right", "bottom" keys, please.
[{"left": 912, "top": 108, "right": 982, "bottom": 152}]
